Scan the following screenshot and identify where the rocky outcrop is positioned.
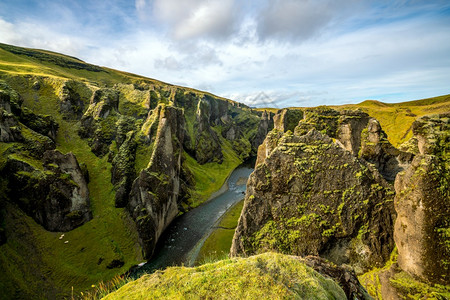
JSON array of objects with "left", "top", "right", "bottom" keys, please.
[
  {"left": 112, "top": 131, "right": 137, "bottom": 208},
  {"left": 0, "top": 109, "right": 23, "bottom": 142},
  {"left": 360, "top": 119, "right": 413, "bottom": 181},
  {"left": 251, "top": 110, "right": 274, "bottom": 152},
  {"left": 193, "top": 99, "right": 223, "bottom": 164},
  {"left": 301, "top": 255, "right": 372, "bottom": 299},
  {"left": 231, "top": 129, "right": 396, "bottom": 273},
  {"left": 273, "top": 108, "right": 303, "bottom": 132},
  {"left": 128, "top": 105, "right": 185, "bottom": 258},
  {"left": 79, "top": 88, "right": 120, "bottom": 156},
  {"left": 0, "top": 82, "right": 56, "bottom": 154},
  {"left": 293, "top": 108, "right": 412, "bottom": 181},
  {"left": 84, "top": 88, "right": 119, "bottom": 119},
  {"left": 255, "top": 129, "right": 284, "bottom": 166},
  {"left": 394, "top": 114, "right": 450, "bottom": 284},
  {"left": 59, "top": 80, "right": 90, "bottom": 118},
  {"left": 5, "top": 150, "right": 92, "bottom": 231},
  {"left": 19, "top": 107, "right": 58, "bottom": 140}
]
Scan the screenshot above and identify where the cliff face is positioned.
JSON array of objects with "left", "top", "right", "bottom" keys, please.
[
  {"left": 0, "top": 42, "right": 263, "bottom": 298},
  {"left": 0, "top": 83, "right": 92, "bottom": 232},
  {"left": 231, "top": 127, "right": 396, "bottom": 273},
  {"left": 232, "top": 108, "right": 415, "bottom": 274},
  {"left": 127, "top": 105, "right": 185, "bottom": 258},
  {"left": 394, "top": 113, "right": 450, "bottom": 284}
]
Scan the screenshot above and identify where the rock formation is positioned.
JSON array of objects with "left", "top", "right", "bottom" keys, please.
[
  {"left": 5, "top": 150, "right": 92, "bottom": 231},
  {"left": 359, "top": 118, "right": 413, "bottom": 181},
  {"left": 273, "top": 108, "right": 303, "bottom": 132},
  {"left": 294, "top": 108, "right": 412, "bottom": 181},
  {"left": 111, "top": 131, "right": 137, "bottom": 208},
  {"left": 79, "top": 88, "right": 120, "bottom": 156},
  {"left": 0, "top": 108, "right": 23, "bottom": 142},
  {"left": 59, "top": 80, "right": 91, "bottom": 118},
  {"left": 193, "top": 99, "right": 223, "bottom": 164},
  {"left": 394, "top": 113, "right": 450, "bottom": 284},
  {"left": 127, "top": 105, "right": 186, "bottom": 258},
  {"left": 231, "top": 128, "right": 396, "bottom": 273},
  {"left": 251, "top": 110, "right": 274, "bottom": 152}
]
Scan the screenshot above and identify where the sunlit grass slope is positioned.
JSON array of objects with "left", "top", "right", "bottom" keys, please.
[
  {"left": 0, "top": 42, "right": 253, "bottom": 298},
  {"left": 337, "top": 95, "right": 450, "bottom": 146},
  {"left": 103, "top": 252, "right": 346, "bottom": 300},
  {"left": 0, "top": 76, "right": 143, "bottom": 298}
]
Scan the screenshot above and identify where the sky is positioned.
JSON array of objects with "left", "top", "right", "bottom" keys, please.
[{"left": 0, "top": 0, "right": 449, "bottom": 108}]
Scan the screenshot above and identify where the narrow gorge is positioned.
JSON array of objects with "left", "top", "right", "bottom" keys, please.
[{"left": 0, "top": 43, "right": 449, "bottom": 299}]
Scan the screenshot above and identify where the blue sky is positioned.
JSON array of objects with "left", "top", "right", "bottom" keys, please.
[{"left": 0, "top": 0, "right": 449, "bottom": 108}]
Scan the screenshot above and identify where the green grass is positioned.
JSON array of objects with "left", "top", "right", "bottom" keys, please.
[
  {"left": 0, "top": 76, "right": 142, "bottom": 298},
  {"left": 103, "top": 252, "right": 346, "bottom": 300},
  {"left": 184, "top": 138, "right": 242, "bottom": 207},
  {"left": 333, "top": 95, "right": 450, "bottom": 147},
  {"left": 196, "top": 200, "right": 244, "bottom": 264},
  {"left": 359, "top": 248, "right": 450, "bottom": 299}
]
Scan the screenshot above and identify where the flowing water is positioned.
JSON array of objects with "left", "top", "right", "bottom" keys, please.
[{"left": 130, "top": 166, "right": 254, "bottom": 278}]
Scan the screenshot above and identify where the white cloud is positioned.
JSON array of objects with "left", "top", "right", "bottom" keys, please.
[
  {"left": 0, "top": 1, "right": 449, "bottom": 108},
  {"left": 0, "top": 17, "right": 86, "bottom": 56},
  {"left": 152, "top": 0, "right": 239, "bottom": 40}
]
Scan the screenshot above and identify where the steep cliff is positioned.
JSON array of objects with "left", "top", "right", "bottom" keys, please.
[
  {"left": 394, "top": 113, "right": 450, "bottom": 284},
  {"left": 128, "top": 105, "right": 185, "bottom": 258},
  {"left": 0, "top": 43, "right": 262, "bottom": 298},
  {"left": 231, "top": 127, "right": 396, "bottom": 273}
]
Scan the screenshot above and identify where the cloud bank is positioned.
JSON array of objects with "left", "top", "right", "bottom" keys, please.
[{"left": 0, "top": 0, "right": 449, "bottom": 107}]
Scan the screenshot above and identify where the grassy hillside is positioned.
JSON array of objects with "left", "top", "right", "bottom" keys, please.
[
  {"left": 103, "top": 252, "right": 346, "bottom": 300},
  {"left": 0, "top": 43, "right": 256, "bottom": 298},
  {"left": 258, "top": 95, "right": 449, "bottom": 147},
  {"left": 335, "top": 95, "right": 450, "bottom": 146}
]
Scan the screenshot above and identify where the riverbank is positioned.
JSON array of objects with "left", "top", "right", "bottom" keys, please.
[
  {"left": 195, "top": 199, "right": 245, "bottom": 264},
  {"left": 128, "top": 166, "right": 253, "bottom": 278}
]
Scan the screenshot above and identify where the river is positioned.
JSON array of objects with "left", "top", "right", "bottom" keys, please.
[{"left": 129, "top": 165, "right": 254, "bottom": 278}]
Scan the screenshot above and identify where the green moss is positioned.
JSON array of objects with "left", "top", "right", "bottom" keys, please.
[
  {"left": 390, "top": 271, "right": 450, "bottom": 300},
  {"left": 103, "top": 253, "right": 346, "bottom": 300}
]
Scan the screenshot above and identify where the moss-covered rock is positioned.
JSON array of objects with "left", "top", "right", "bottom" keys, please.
[
  {"left": 112, "top": 131, "right": 137, "bottom": 207},
  {"left": 359, "top": 118, "right": 413, "bottom": 181},
  {"left": 273, "top": 108, "right": 304, "bottom": 132},
  {"left": 58, "top": 80, "right": 92, "bottom": 118},
  {"left": 194, "top": 99, "right": 223, "bottom": 164},
  {"left": 394, "top": 113, "right": 450, "bottom": 284},
  {"left": 232, "top": 128, "right": 396, "bottom": 273},
  {"left": 0, "top": 108, "right": 23, "bottom": 142},
  {"left": 128, "top": 105, "right": 186, "bottom": 258},
  {"left": 4, "top": 149, "right": 92, "bottom": 231},
  {"left": 104, "top": 252, "right": 371, "bottom": 300}
]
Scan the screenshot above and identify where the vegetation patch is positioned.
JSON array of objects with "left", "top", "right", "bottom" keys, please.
[
  {"left": 196, "top": 200, "right": 244, "bottom": 264},
  {"left": 103, "top": 252, "right": 346, "bottom": 300}
]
